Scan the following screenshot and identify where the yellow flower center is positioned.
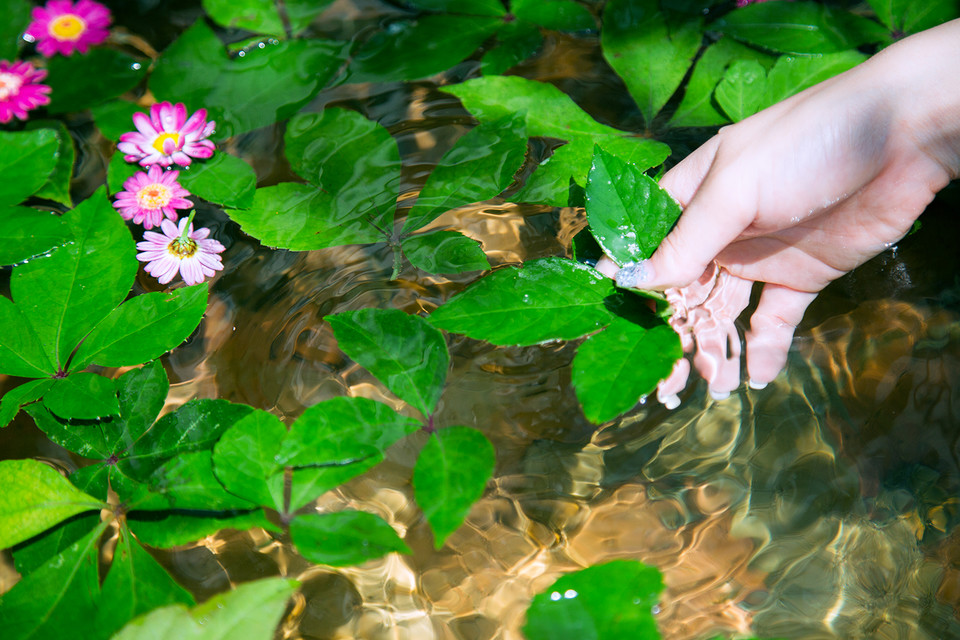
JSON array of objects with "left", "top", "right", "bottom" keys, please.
[
  {"left": 152, "top": 132, "right": 181, "bottom": 154},
  {"left": 168, "top": 237, "right": 198, "bottom": 259},
  {"left": 0, "top": 72, "right": 23, "bottom": 101},
  {"left": 48, "top": 14, "right": 87, "bottom": 41},
  {"left": 136, "top": 183, "right": 172, "bottom": 210}
]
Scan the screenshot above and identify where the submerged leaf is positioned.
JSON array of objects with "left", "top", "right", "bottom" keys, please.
[
  {"left": 290, "top": 510, "right": 410, "bottom": 566},
  {"left": 402, "top": 230, "right": 490, "bottom": 274}
]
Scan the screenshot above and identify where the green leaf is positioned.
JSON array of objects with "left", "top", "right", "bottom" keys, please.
[
  {"left": 144, "top": 450, "right": 257, "bottom": 511},
  {"left": 413, "top": 426, "right": 495, "bottom": 548},
  {"left": 716, "top": 1, "right": 887, "bottom": 54},
  {"left": 513, "top": 0, "right": 595, "bottom": 31},
  {"left": 571, "top": 320, "right": 682, "bottom": 424},
  {"left": 0, "top": 0, "right": 30, "bottom": 60},
  {"left": 290, "top": 510, "right": 410, "bottom": 566},
  {"left": 430, "top": 257, "right": 616, "bottom": 346},
  {"left": 128, "top": 510, "right": 275, "bottom": 548},
  {"left": 25, "top": 120, "right": 75, "bottom": 207},
  {"left": 714, "top": 59, "right": 767, "bottom": 122},
  {"left": 403, "top": 115, "right": 527, "bottom": 233},
  {"left": 0, "top": 295, "right": 56, "bottom": 377},
  {"left": 113, "top": 361, "right": 169, "bottom": 446},
  {"left": 402, "top": 230, "right": 490, "bottom": 274},
  {"left": 0, "top": 206, "right": 69, "bottom": 266},
  {"left": 25, "top": 404, "right": 116, "bottom": 459},
  {"left": 91, "top": 100, "right": 145, "bottom": 142},
  {"left": 11, "top": 187, "right": 137, "bottom": 371},
  {"left": 177, "top": 152, "right": 257, "bottom": 209},
  {"left": 523, "top": 560, "right": 664, "bottom": 640},
  {"left": 43, "top": 372, "right": 120, "bottom": 420},
  {"left": 601, "top": 0, "right": 702, "bottom": 124},
  {"left": 328, "top": 309, "right": 449, "bottom": 416},
  {"left": 71, "top": 285, "right": 209, "bottom": 369},
  {"left": 0, "top": 459, "right": 103, "bottom": 549},
  {"left": 867, "top": 0, "right": 960, "bottom": 34},
  {"left": 45, "top": 48, "right": 148, "bottom": 114},
  {"left": 106, "top": 149, "right": 141, "bottom": 194},
  {"left": 202, "top": 0, "right": 286, "bottom": 37},
  {"left": 111, "top": 577, "right": 298, "bottom": 640},
  {"left": 346, "top": 15, "right": 502, "bottom": 83},
  {"left": 0, "top": 378, "right": 54, "bottom": 428},
  {"left": 227, "top": 182, "right": 387, "bottom": 250},
  {"left": 284, "top": 108, "right": 401, "bottom": 228},
  {"left": 481, "top": 21, "right": 542, "bottom": 75},
  {"left": 285, "top": 0, "right": 337, "bottom": 34},
  {"left": 585, "top": 147, "right": 682, "bottom": 267},
  {"left": 401, "top": 0, "right": 506, "bottom": 15},
  {"left": 0, "top": 129, "right": 60, "bottom": 207},
  {"left": 11, "top": 511, "right": 99, "bottom": 577},
  {"left": 212, "top": 409, "right": 286, "bottom": 510}
]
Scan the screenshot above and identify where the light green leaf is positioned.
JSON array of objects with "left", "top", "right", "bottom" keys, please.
[
  {"left": 26, "top": 120, "right": 75, "bottom": 207},
  {"left": 402, "top": 230, "right": 490, "bottom": 274},
  {"left": 715, "top": 59, "right": 767, "bottom": 122},
  {"left": 177, "top": 152, "right": 257, "bottom": 209},
  {"left": 290, "top": 510, "right": 410, "bottom": 566},
  {"left": 327, "top": 310, "right": 449, "bottom": 416},
  {"left": 0, "top": 459, "right": 103, "bottom": 549},
  {"left": 0, "top": 129, "right": 59, "bottom": 207},
  {"left": 45, "top": 48, "right": 147, "bottom": 114},
  {"left": 43, "top": 372, "right": 120, "bottom": 421},
  {"left": 0, "top": 206, "right": 69, "bottom": 267},
  {"left": 413, "top": 426, "right": 495, "bottom": 548},
  {"left": 212, "top": 409, "right": 286, "bottom": 510},
  {"left": 571, "top": 320, "right": 682, "bottom": 424},
  {"left": 429, "top": 257, "right": 616, "bottom": 346},
  {"left": 0, "top": 378, "right": 54, "bottom": 428}
]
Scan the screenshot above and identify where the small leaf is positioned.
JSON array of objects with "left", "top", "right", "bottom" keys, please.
[
  {"left": 523, "top": 560, "right": 664, "bottom": 640},
  {"left": 26, "top": 120, "right": 75, "bottom": 207},
  {"left": 429, "top": 257, "right": 616, "bottom": 346},
  {"left": 44, "top": 372, "right": 120, "bottom": 420},
  {"left": 571, "top": 320, "right": 682, "bottom": 424},
  {"left": 0, "top": 459, "right": 103, "bottom": 549},
  {"left": 0, "top": 206, "right": 69, "bottom": 267},
  {"left": 0, "top": 129, "right": 59, "bottom": 207},
  {"left": 585, "top": 146, "right": 681, "bottom": 267},
  {"left": 177, "top": 152, "right": 256, "bottom": 209},
  {"left": 327, "top": 309, "right": 449, "bottom": 416},
  {"left": 0, "top": 378, "right": 55, "bottom": 428},
  {"left": 402, "top": 230, "right": 490, "bottom": 274},
  {"left": 290, "top": 510, "right": 410, "bottom": 566},
  {"left": 212, "top": 409, "right": 286, "bottom": 510},
  {"left": 110, "top": 577, "right": 298, "bottom": 640},
  {"left": 45, "top": 48, "right": 147, "bottom": 114},
  {"left": 202, "top": 0, "right": 286, "bottom": 37},
  {"left": 715, "top": 59, "right": 768, "bottom": 122},
  {"left": 414, "top": 426, "right": 495, "bottom": 548}
]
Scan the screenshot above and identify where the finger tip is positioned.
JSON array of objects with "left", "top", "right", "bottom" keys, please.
[{"left": 748, "top": 379, "right": 768, "bottom": 390}]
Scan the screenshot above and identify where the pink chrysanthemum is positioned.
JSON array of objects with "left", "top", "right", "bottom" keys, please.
[
  {"left": 117, "top": 102, "right": 216, "bottom": 167},
  {"left": 113, "top": 165, "right": 193, "bottom": 229},
  {"left": 736, "top": 0, "right": 776, "bottom": 5},
  {"left": 25, "top": 0, "right": 112, "bottom": 58},
  {"left": 136, "top": 216, "right": 225, "bottom": 286},
  {"left": 0, "top": 60, "right": 51, "bottom": 123}
]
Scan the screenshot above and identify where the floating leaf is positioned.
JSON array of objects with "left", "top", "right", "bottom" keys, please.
[
  {"left": 0, "top": 129, "right": 59, "bottom": 207},
  {"left": 327, "top": 309, "right": 449, "bottom": 416},
  {"left": 177, "top": 152, "right": 257, "bottom": 209},
  {"left": 402, "top": 230, "right": 490, "bottom": 274},
  {"left": 26, "top": 120, "right": 75, "bottom": 207},
  {"left": 430, "top": 257, "right": 616, "bottom": 346},
  {"left": 571, "top": 320, "right": 681, "bottom": 424},
  {"left": 585, "top": 147, "right": 681, "bottom": 267},
  {"left": 45, "top": 48, "right": 147, "bottom": 114},
  {"left": 0, "top": 206, "right": 69, "bottom": 266},
  {"left": 0, "top": 459, "right": 103, "bottom": 549},
  {"left": 481, "top": 21, "right": 542, "bottom": 75},
  {"left": 414, "top": 426, "right": 495, "bottom": 548},
  {"left": 290, "top": 510, "right": 410, "bottom": 566},
  {"left": 44, "top": 372, "right": 120, "bottom": 421},
  {"left": 523, "top": 560, "right": 664, "bottom": 640}
]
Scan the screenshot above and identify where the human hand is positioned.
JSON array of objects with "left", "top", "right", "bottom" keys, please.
[{"left": 599, "top": 19, "right": 960, "bottom": 406}]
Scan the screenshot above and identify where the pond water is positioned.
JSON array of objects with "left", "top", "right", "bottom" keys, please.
[{"left": 2, "top": 1, "right": 960, "bottom": 639}]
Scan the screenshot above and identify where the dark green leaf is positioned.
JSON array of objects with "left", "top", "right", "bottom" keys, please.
[
  {"left": 113, "top": 361, "right": 169, "bottom": 446},
  {"left": 202, "top": 0, "right": 286, "bottom": 37},
  {"left": 403, "top": 115, "right": 527, "bottom": 233},
  {"left": 513, "top": 0, "right": 594, "bottom": 31},
  {"left": 481, "top": 21, "right": 542, "bottom": 75},
  {"left": 716, "top": 1, "right": 887, "bottom": 54},
  {"left": 327, "top": 309, "right": 449, "bottom": 416},
  {"left": 0, "top": 378, "right": 54, "bottom": 428},
  {"left": 25, "top": 403, "right": 116, "bottom": 459},
  {"left": 128, "top": 510, "right": 275, "bottom": 548},
  {"left": 111, "top": 577, "right": 298, "bottom": 640},
  {"left": 290, "top": 510, "right": 410, "bottom": 566},
  {"left": 403, "top": 230, "right": 490, "bottom": 274},
  {"left": 0, "top": 207, "right": 68, "bottom": 267},
  {"left": 144, "top": 450, "right": 257, "bottom": 511},
  {"left": 0, "top": 0, "right": 30, "bottom": 60},
  {"left": 714, "top": 59, "right": 767, "bottom": 122},
  {"left": 413, "top": 426, "right": 494, "bottom": 548},
  {"left": 25, "top": 120, "right": 75, "bottom": 206},
  {"left": 601, "top": 0, "right": 702, "bottom": 124},
  {"left": 285, "top": 0, "right": 337, "bottom": 34},
  {"left": 0, "top": 129, "right": 59, "bottom": 207},
  {"left": 44, "top": 372, "right": 120, "bottom": 420},
  {"left": 45, "top": 48, "right": 147, "bottom": 114},
  {"left": 523, "top": 560, "right": 664, "bottom": 640},
  {"left": 177, "top": 151, "right": 257, "bottom": 209},
  {"left": 91, "top": 100, "right": 144, "bottom": 142},
  {"left": 402, "top": 0, "right": 505, "bottom": 15},
  {"left": 571, "top": 320, "right": 681, "bottom": 424},
  {"left": 11, "top": 511, "right": 98, "bottom": 577},
  {"left": 585, "top": 147, "right": 681, "bottom": 266},
  {"left": 0, "top": 459, "right": 103, "bottom": 549},
  {"left": 212, "top": 409, "right": 286, "bottom": 510},
  {"left": 346, "top": 15, "right": 502, "bottom": 83},
  {"left": 71, "top": 285, "right": 208, "bottom": 369},
  {"left": 106, "top": 149, "right": 141, "bottom": 194},
  {"left": 430, "top": 257, "right": 616, "bottom": 346},
  {"left": 867, "top": 0, "right": 960, "bottom": 34}
]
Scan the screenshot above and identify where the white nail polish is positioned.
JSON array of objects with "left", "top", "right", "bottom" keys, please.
[
  {"left": 709, "top": 389, "right": 730, "bottom": 401},
  {"left": 615, "top": 260, "right": 648, "bottom": 289},
  {"left": 660, "top": 394, "right": 681, "bottom": 410},
  {"left": 748, "top": 379, "right": 768, "bottom": 390}
]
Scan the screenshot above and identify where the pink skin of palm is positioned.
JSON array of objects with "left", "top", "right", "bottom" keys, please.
[{"left": 598, "top": 19, "right": 960, "bottom": 407}]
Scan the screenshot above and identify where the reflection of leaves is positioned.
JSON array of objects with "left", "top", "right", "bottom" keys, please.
[{"left": 402, "top": 230, "right": 490, "bottom": 274}]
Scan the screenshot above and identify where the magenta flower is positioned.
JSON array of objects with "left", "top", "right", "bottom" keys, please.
[
  {"left": 136, "top": 215, "right": 225, "bottom": 286},
  {"left": 113, "top": 165, "right": 193, "bottom": 229},
  {"left": 118, "top": 102, "right": 216, "bottom": 167},
  {"left": 25, "top": 0, "right": 112, "bottom": 58},
  {"left": 736, "top": 0, "right": 777, "bottom": 5},
  {"left": 0, "top": 60, "right": 51, "bottom": 124}
]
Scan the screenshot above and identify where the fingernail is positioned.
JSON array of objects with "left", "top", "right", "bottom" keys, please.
[
  {"left": 615, "top": 260, "right": 651, "bottom": 289},
  {"left": 748, "top": 379, "right": 768, "bottom": 390},
  {"left": 709, "top": 389, "right": 730, "bottom": 401},
  {"left": 660, "top": 393, "right": 681, "bottom": 410}
]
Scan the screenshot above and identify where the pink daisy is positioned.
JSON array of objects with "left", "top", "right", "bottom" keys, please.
[
  {"left": 136, "top": 215, "right": 225, "bottom": 286},
  {"left": 0, "top": 60, "right": 51, "bottom": 123},
  {"left": 113, "top": 165, "right": 193, "bottom": 229},
  {"left": 117, "top": 102, "right": 216, "bottom": 167},
  {"left": 25, "top": 0, "right": 112, "bottom": 58}
]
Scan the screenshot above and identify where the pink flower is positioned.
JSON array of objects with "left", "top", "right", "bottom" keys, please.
[
  {"left": 25, "top": 0, "right": 112, "bottom": 58},
  {"left": 136, "top": 216, "right": 225, "bottom": 286},
  {"left": 736, "top": 0, "right": 777, "bottom": 5},
  {"left": 0, "top": 60, "right": 51, "bottom": 123},
  {"left": 118, "top": 102, "right": 216, "bottom": 167},
  {"left": 113, "top": 165, "right": 193, "bottom": 229}
]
